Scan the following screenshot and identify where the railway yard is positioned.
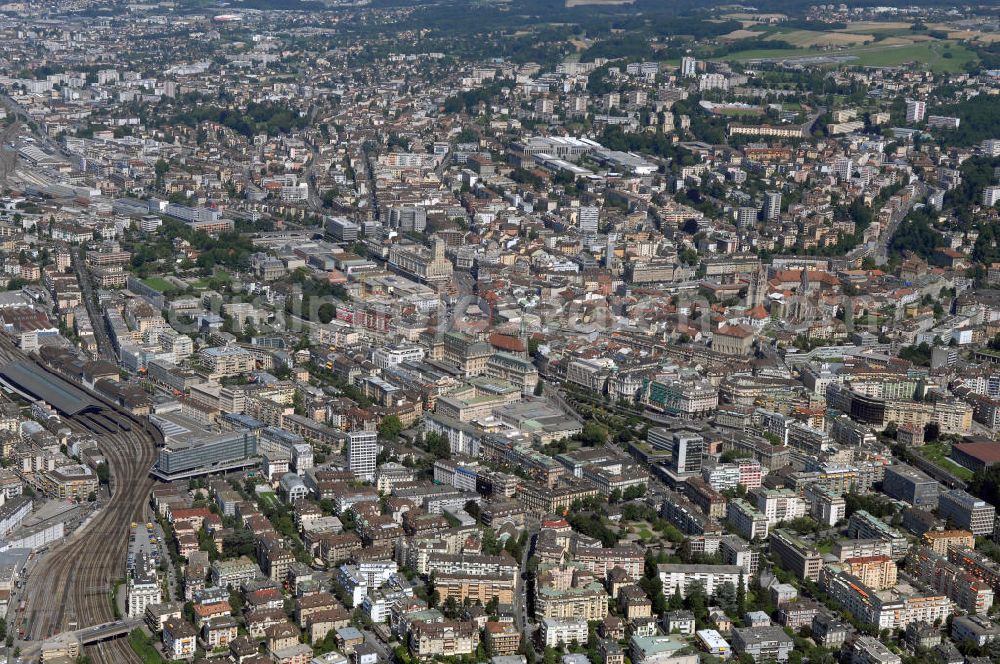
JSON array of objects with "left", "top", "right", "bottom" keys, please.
[{"left": 0, "top": 336, "right": 156, "bottom": 663}]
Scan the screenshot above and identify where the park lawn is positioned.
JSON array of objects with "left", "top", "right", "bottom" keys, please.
[
  {"left": 142, "top": 276, "right": 173, "bottom": 293},
  {"left": 638, "top": 527, "right": 654, "bottom": 541}
]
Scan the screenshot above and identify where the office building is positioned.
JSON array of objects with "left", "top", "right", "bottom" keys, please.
[
  {"left": 882, "top": 464, "right": 940, "bottom": 509},
  {"left": 938, "top": 489, "right": 996, "bottom": 536},
  {"left": 151, "top": 416, "right": 259, "bottom": 481},
  {"left": 327, "top": 217, "right": 359, "bottom": 242},
  {"left": 670, "top": 431, "right": 704, "bottom": 475}
]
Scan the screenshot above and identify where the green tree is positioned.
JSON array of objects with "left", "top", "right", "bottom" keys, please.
[
  {"left": 378, "top": 415, "right": 403, "bottom": 441},
  {"left": 424, "top": 432, "right": 451, "bottom": 460}
]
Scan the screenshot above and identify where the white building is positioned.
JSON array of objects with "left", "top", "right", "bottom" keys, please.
[
  {"left": 347, "top": 430, "right": 378, "bottom": 482},
  {"left": 657, "top": 564, "right": 746, "bottom": 597},
  {"left": 541, "top": 618, "right": 589, "bottom": 647},
  {"left": 372, "top": 344, "right": 426, "bottom": 369},
  {"left": 983, "top": 186, "right": 1000, "bottom": 208},
  {"left": 578, "top": 206, "right": 599, "bottom": 235},
  {"left": 127, "top": 565, "right": 162, "bottom": 618},
  {"left": 752, "top": 488, "right": 807, "bottom": 526},
  {"left": 905, "top": 100, "right": 926, "bottom": 123}
]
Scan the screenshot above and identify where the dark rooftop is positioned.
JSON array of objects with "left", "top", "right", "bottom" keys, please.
[{"left": 0, "top": 361, "right": 101, "bottom": 415}]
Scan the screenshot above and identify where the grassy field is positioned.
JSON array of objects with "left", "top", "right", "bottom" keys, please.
[
  {"left": 722, "top": 40, "right": 977, "bottom": 73},
  {"left": 722, "top": 29, "right": 763, "bottom": 40},
  {"left": 777, "top": 29, "right": 873, "bottom": 47},
  {"left": 128, "top": 629, "right": 165, "bottom": 664},
  {"left": 917, "top": 441, "right": 975, "bottom": 481},
  {"left": 142, "top": 276, "right": 173, "bottom": 293},
  {"left": 190, "top": 269, "right": 231, "bottom": 289},
  {"left": 258, "top": 492, "right": 280, "bottom": 509}
]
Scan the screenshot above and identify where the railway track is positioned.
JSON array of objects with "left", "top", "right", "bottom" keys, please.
[{"left": 0, "top": 337, "right": 156, "bottom": 663}]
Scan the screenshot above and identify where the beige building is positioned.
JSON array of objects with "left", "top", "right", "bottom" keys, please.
[
  {"left": 434, "top": 377, "right": 521, "bottom": 422},
  {"left": 842, "top": 556, "right": 898, "bottom": 591},
  {"left": 536, "top": 565, "right": 610, "bottom": 621},
  {"left": 388, "top": 239, "right": 453, "bottom": 286},
  {"left": 922, "top": 530, "right": 975, "bottom": 556},
  {"left": 409, "top": 621, "right": 478, "bottom": 659},
  {"left": 198, "top": 346, "right": 255, "bottom": 378},
  {"left": 435, "top": 573, "right": 515, "bottom": 605},
  {"left": 713, "top": 325, "right": 754, "bottom": 356}
]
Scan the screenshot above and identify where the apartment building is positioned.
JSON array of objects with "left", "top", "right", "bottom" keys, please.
[
  {"left": 909, "top": 546, "right": 994, "bottom": 614},
  {"left": 731, "top": 626, "right": 794, "bottom": 662},
  {"left": 656, "top": 564, "right": 746, "bottom": 597},
  {"left": 752, "top": 488, "right": 807, "bottom": 525},
  {"left": 409, "top": 620, "right": 478, "bottom": 659},
  {"left": 805, "top": 485, "right": 846, "bottom": 526},
  {"left": 727, "top": 498, "right": 769, "bottom": 541},
  {"left": 847, "top": 510, "right": 909, "bottom": 558},
  {"left": 541, "top": 618, "right": 589, "bottom": 648},
  {"left": 163, "top": 618, "right": 198, "bottom": 660},
  {"left": 485, "top": 621, "right": 520, "bottom": 654},
  {"left": 536, "top": 566, "right": 609, "bottom": 621},
  {"left": 832, "top": 539, "right": 892, "bottom": 562},
  {"left": 769, "top": 529, "right": 823, "bottom": 582},
  {"left": 848, "top": 636, "right": 901, "bottom": 664},
  {"left": 821, "top": 570, "right": 952, "bottom": 630},
  {"left": 721, "top": 535, "right": 760, "bottom": 577},
  {"left": 434, "top": 573, "right": 515, "bottom": 605},
  {"left": 839, "top": 556, "right": 898, "bottom": 591},
  {"left": 922, "top": 530, "right": 975, "bottom": 556},
  {"left": 198, "top": 346, "right": 255, "bottom": 378}
]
